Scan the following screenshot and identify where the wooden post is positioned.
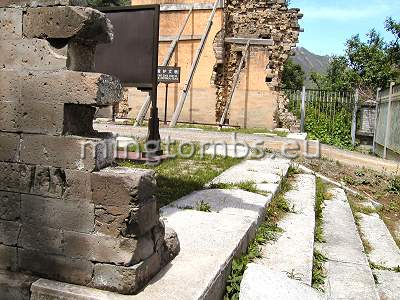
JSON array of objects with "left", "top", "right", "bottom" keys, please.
[
  {"left": 170, "top": 0, "right": 220, "bottom": 127},
  {"left": 300, "top": 86, "right": 306, "bottom": 133},
  {"left": 134, "top": 7, "right": 193, "bottom": 127},
  {"left": 351, "top": 89, "right": 359, "bottom": 147},
  {"left": 164, "top": 84, "right": 169, "bottom": 125},
  {"left": 219, "top": 41, "right": 250, "bottom": 127},
  {"left": 372, "top": 88, "right": 381, "bottom": 155},
  {"left": 383, "top": 82, "right": 395, "bottom": 159}
]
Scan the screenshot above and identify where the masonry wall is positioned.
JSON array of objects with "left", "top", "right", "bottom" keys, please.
[{"left": 0, "top": 1, "right": 178, "bottom": 295}]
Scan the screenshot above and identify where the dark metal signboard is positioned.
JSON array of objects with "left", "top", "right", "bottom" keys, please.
[
  {"left": 95, "top": 5, "right": 160, "bottom": 89},
  {"left": 158, "top": 66, "right": 181, "bottom": 84},
  {"left": 94, "top": 5, "right": 162, "bottom": 151}
]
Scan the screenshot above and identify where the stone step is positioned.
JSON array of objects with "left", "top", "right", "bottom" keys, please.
[
  {"left": 373, "top": 270, "right": 400, "bottom": 300},
  {"left": 357, "top": 213, "right": 400, "bottom": 269},
  {"left": 30, "top": 158, "right": 290, "bottom": 300},
  {"left": 255, "top": 174, "right": 316, "bottom": 286},
  {"left": 321, "top": 188, "right": 380, "bottom": 300}
]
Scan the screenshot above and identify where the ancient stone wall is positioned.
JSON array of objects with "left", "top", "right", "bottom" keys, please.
[
  {"left": 215, "top": 0, "right": 302, "bottom": 123},
  {"left": 0, "top": 0, "right": 178, "bottom": 295}
]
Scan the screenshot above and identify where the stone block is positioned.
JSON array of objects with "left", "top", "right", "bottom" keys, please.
[
  {"left": 90, "top": 250, "right": 162, "bottom": 295},
  {"left": 0, "top": 8, "right": 23, "bottom": 39},
  {"left": 18, "top": 249, "right": 93, "bottom": 285},
  {"left": 64, "top": 231, "right": 154, "bottom": 266},
  {"left": 91, "top": 167, "right": 156, "bottom": 206},
  {"left": 0, "top": 220, "right": 21, "bottom": 246},
  {"left": 66, "top": 41, "right": 96, "bottom": 72},
  {"left": 18, "top": 224, "right": 63, "bottom": 255},
  {"left": 24, "top": 6, "right": 112, "bottom": 43},
  {"left": 20, "top": 134, "right": 115, "bottom": 172},
  {"left": 0, "top": 270, "right": 37, "bottom": 300},
  {"left": 0, "top": 132, "right": 20, "bottom": 162},
  {"left": 95, "top": 198, "right": 159, "bottom": 238},
  {"left": 0, "top": 70, "right": 22, "bottom": 132},
  {"left": 0, "top": 39, "right": 67, "bottom": 71},
  {"left": 32, "top": 166, "right": 65, "bottom": 198},
  {"left": 21, "top": 194, "right": 95, "bottom": 233},
  {"left": 0, "top": 0, "right": 87, "bottom": 8},
  {"left": 0, "top": 245, "right": 17, "bottom": 271},
  {"left": 0, "top": 191, "right": 20, "bottom": 221},
  {"left": 63, "top": 169, "right": 91, "bottom": 201},
  {"left": 0, "top": 162, "right": 33, "bottom": 193}
]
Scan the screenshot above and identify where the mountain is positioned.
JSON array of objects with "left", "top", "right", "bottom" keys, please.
[{"left": 290, "top": 47, "right": 331, "bottom": 87}]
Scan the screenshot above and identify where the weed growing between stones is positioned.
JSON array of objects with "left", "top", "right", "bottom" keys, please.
[
  {"left": 208, "top": 181, "right": 271, "bottom": 197},
  {"left": 387, "top": 176, "right": 400, "bottom": 195},
  {"left": 196, "top": 201, "right": 211, "bottom": 212},
  {"left": 312, "top": 250, "right": 328, "bottom": 291},
  {"left": 369, "top": 262, "right": 400, "bottom": 273},
  {"left": 223, "top": 176, "right": 293, "bottom": 300}
]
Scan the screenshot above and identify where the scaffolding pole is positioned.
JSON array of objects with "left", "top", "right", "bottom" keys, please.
[
  {"left": 219, "top": 41, "right": 250, "bottom": 127},
  {"left": 134, "top": 7, "right": 194, "bottom": 127},
  {"left": 170, "top": 0, "right": 220, "bottom": 127}
]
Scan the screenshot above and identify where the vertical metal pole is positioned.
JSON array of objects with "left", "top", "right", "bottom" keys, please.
[
  {"left": 219, "top": 41, "right": 250, "bottom": 127},
  {"left": 300, "top": 86, "right": 306, "bottom": 133},
  {"left": 383, "top": 82, "right": 395, "bottom": 159},
  {"left": 170, "top": 0, "right": 220, "bottom": 127},
  {"left": 351, "top": 89, "right": 359, "bottom": 147},
  {"left": 164, "top": 84, "right": 169, "bottom": 125},
  {"left": 134, "top": 7, "right": 194, "bottom": 127},
  {"left": 372, "top": 88, "right": 381, "bottom": 155}
]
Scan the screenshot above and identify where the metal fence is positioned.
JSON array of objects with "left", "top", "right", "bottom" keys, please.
[
  {"left": 374, "top": 83, "right": 400, "bottom": 159},
  {"left": 284, "top": 88, "right": 358, "bottom": 146}
]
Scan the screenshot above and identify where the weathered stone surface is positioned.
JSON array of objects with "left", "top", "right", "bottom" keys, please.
[
  {"left": 66, "top": 41, "right": 96, "bottom": 72},
  {"left": 32, "top": 166, "right": 65, "bottom": 198},
  {"left": 0, "top": 132, "right": 19, "bottom": 162},
  {"left": 0, "top": 220, "right": 20, "bottom": 246},
  {"left": 0, "top": 8, "right": 22, "bottom": 39},
  {"left": 64, "top": 231, "right": 154, "bottom": 266},
  {"left": 0, "top": 39, "right": 66, "bottom": 71},
  {"left": 374, "top": 270, "right": 400, "bottom": 300},
  {"left": 63, "top": 169, "right": 92, "bottom": 201},
  {"left": 240, "top": 264, "right": 326, "bottom": 300},
  {"left": 19, "top": 134, "right": 115, "bottom": 172},
  {"left": 91, "top": 251, "right": 162, "bottom": 295},
  {"left": 18, "top": 249, "right": 93, "bottom": 285},
  {"left": 24, "top": 6, "right": 112, "bottom": 43},
  {"left": 94, "top": 199, "right": 159, "bottom": 238},
  {"left": 256, "top": 174, "right": 316, "bottom": 286},
  {"left": 0, "top": 270, "right": 37, "bottom": 300},
  {"left": 0, "top": 0, "right": 87, "bottom": 8},
  {"left": 91, "top": 167, "right": 156, "bottom": 206},
  {"left": 160, "top": 227, "right": 180, "bottom": 267},
  {"left": 21, "top": 194, "right": 94, "bottom": 233},
  {"left": 0, "top": 245, "right": 17, "bottom": 271},
  {"left": 322, "top": 188, "right": 380, "bottom": 300},
  {"left": 0, "top": 162, "right": 33, "bottom": 193},
  {"left": 0, "top": 191, "right": 20, "bottom": 221},
  {"left": 18, "top": 224, "right": 64, "bottom": 255},
  {"left": 0, "top": 70, "right": 22, "bottom": 132}
]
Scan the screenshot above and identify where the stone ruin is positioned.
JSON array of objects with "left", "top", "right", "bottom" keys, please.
[
  {"left": 214, "top": 0, "right": 303, "bottom": 123},
  {"left": 0, "top": 0, "right": 179, "bottom": 296}
]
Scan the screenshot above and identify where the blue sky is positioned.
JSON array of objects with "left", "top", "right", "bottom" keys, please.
[{"left": 291, "top": 0, "right": 400, "bottom": 56}]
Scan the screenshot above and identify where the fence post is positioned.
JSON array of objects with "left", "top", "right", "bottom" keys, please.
[
  {"left": 300, "top": 86, "right": 306, "bottom": 133},
  {"left": 383, "top": 82, "right": 395, "bottom": 159},
  {"left": 372, "top": 88, "right": 381, "bottom": 155},
  {"left": 351, "top": 89, "right": 359, "bottom": 147}
]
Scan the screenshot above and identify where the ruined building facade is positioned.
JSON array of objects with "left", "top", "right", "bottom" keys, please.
[
  {"left": 128, "top": 0, "right": 302, "bottom": 128},
  {"left": 0, "top": 0, "right": 178, "bottom": 296}
]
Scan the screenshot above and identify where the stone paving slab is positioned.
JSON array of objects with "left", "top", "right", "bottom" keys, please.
[
  {"left": 322, "top": 188, "right": 379, "bottom": 300},
  {"left": 209, "top": 158, "right": 290, "bottom": 186},
  {"left": 240, "top": 264, "right": 326, "bottom": 300},
  {"left": 358, "top": 213, "right": 400, "bottom": 269},
  {"left": 162, "top": 189, "right": 272, "bottom": 225},
  {"left": 373, "top": 270, "right": 400, "bottom": 300},
  {"left": 256, "top": 174, "right": 316, "bottom": 285}
]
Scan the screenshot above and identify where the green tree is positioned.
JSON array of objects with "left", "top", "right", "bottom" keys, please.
[
  {"left": 87, "top": 0, "right": 130, "bottom": 7},
  {"left": 311, "top": 18, "right": 400, "bottom": 97},
  {"left": 282, "top": 59, "right": 305, "bottom": 90}
]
